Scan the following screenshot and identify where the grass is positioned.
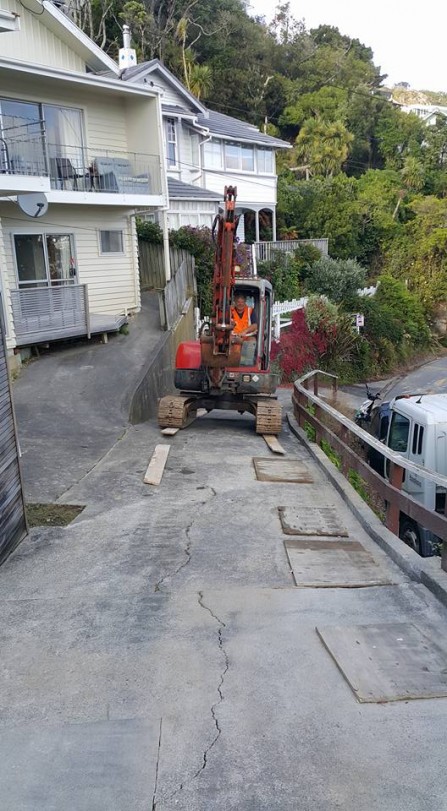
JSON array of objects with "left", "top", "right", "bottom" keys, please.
[
  {"left": 320, "top": 439, "right": 342, "bottom": 469},
  {"left": 26, "top": 503, "right": 85, "bottom": 527}
]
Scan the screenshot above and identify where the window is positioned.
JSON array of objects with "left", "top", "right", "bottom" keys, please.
[
  {"left": 190, "top": 133, "right": 199, "bottom": 168},
  {"left": 388, "top": 412, "right": 410, "bottom": 452},
  {"left": 241, "top": 144, "right": 254, "bottom": 171},
  {"left": 223, "top": 142, "right": 255, "bottom": 172},
  {"left": 204, "top": 140, "right": 222, "bottom": 169},
  {"left": 14, "top": 234, "right": 76, "bottom": 287},
  {"left": 165, "top": 118, "right": 177, "bottom": 167},
  {"left": 100, "top": 230, "right": 124, "bottom": 253},
  {"left": 412, "top": 423, "right": 424, "bottom": 455},
  {"left": 257, "top": 148, "right": 274, "bottom": 173}
]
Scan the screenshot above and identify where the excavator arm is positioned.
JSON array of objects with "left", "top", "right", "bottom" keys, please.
[{"left": 200, "top": 186, "right": 242, "bottom": 370}]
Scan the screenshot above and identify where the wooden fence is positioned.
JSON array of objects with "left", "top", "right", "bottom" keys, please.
[
  {"left": 160, "top": 254, "right": 196, "bottom": 330},
  {"left": 292, "top": 370, "right": 447, "bottom": 571},
  {"left": 138, "top": 241, "right": 192, "bottom": 291}
]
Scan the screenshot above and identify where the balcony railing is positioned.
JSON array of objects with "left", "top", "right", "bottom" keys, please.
[
  {"left": 1, "top": 138, "right": 162, "bottom": 196},
  {"left": 10, "top": 285, "right": 90, "bottom": 346}
]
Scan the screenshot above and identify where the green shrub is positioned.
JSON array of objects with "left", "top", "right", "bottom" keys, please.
[
  {"left": 305, "top": 256, "right": 366, "bottom": 303},
  {"left": 137, "top": 219, "right": 163, "bottom": 244},
  {"left": 257, "top": 250, "right": 301, "bottom": 301}
]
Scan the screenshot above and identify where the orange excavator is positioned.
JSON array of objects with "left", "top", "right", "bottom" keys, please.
[{"left": 158, "top": 186, "right": 282, "bottom": 434}]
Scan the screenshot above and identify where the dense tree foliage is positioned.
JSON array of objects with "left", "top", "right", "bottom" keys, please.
[{"left": 116, "top": 0, "right": 447, "bottom": 378}]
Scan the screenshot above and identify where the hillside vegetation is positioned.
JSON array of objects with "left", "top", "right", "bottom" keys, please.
[{"left": 95, "top": 0, "right": 447, "bottom": 380}]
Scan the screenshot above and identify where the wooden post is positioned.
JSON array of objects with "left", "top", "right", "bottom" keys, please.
[
  {"left": 313, "top": 374, "right": 319, "bottom": 396},
  {"left": 386, "top": 462, "right": 404, "bottom": 535},
  {"left": 314, "top": 403, "right": 321, "bottom": 443},
  {"left": 442, "top": 498, "right": 447, "bottom": 573},
  {"left": 339, "top": 426, "right": 349, "bottom": 476}
]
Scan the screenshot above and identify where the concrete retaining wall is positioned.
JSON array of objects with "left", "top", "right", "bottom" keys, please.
[{"left": 129, "top": 298, "right": 195, "bottom": 424}]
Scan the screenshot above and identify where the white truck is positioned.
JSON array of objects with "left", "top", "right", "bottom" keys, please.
[{"left": 368, "top": 393, "right": 447, "bottom": 556}]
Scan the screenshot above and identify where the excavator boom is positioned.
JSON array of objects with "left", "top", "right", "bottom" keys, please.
[{"left": 200, "top": 186, "right": 242, "bottom": 369}]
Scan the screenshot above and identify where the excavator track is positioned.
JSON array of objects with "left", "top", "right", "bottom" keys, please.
[
  {"left": 255, "top": 400, "right": 282, "bottom": 435},
  {"left": 158, "top": 395, "right": 197, "bottom": 429}
]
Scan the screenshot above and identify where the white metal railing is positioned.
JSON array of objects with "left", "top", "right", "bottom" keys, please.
[
  {"left": 10, "top": 284, "right": 90, "bottom": 346},
  {"left": 253, "top": 238, "right": 329, "bottom": 264}
]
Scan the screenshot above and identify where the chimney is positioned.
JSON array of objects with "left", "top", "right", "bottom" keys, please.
[{"left": 119, "top": 25, "right": 137, "bottom": 70}]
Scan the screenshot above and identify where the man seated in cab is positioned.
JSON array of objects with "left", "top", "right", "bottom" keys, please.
[{"left": 231, "top": 292, "right": 257, "bottom": 340}]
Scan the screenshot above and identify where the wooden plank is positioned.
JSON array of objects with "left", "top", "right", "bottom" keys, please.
[
  {"left": 144, "top": 445, "right": 170, "bottom": 486},
  {"left": 253, "top": 458, "right": 313, "bottom": 483},
  {"left": 317, "top": 622, "right": 447, "bottom": 703},
  {"left": 285, "top": 540, "right": 393, "bottom": 588},
  {"left": 161, "top": 427, "right": 179, "bottom": 436},
  {"left": 263, "top": 434, "right": 286, "bottom": 455},
  {"left": 278, "top": 506, "right": 348, "bottom": 536}
]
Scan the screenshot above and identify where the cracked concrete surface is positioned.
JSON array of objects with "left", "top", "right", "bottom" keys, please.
[{"left": 2, "top": 394, "right": 447, "bottom": 809}]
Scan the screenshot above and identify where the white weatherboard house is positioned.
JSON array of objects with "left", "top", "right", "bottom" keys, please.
[
  {"left": 400, "top": 104, "right": 447, "bottom": 126},
  {"left": 0, "top": 1, "right": 168, "bottom": 363},
  {"left": 119, "top": 60, "right": 291, "bottom": 240}
]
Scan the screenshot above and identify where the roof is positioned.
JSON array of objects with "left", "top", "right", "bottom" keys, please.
[
  {"left": 196, "top": 109, "right": 291, "bottom": 149},
  {"left": 0, "top": 57, "right": 161, "bottom": 99},
  {"left": 168, "top": 177, "right": 221, "bottom": 201},
  {"left": 392, "top": 393, "right": 447, "bottom": 424},
  {"left": 119, "top": 59, "right": 206, "bottom": 115},
  {"left": 119, "top": 59, "right": 290, "bottom": 148},
  {"left": 41, "top": 0, "right": 118, "bottom": 74}
]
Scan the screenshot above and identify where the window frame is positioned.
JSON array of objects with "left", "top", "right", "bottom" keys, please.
[
  {"left": 223, "top": 141, "right": 255, "bottom": 173},
  {"left": 13, "top": 231, "right": 77, "bottom": 287},
  {"left": 203, "top": 139, "right": 223, "bottom": 170},
  {"left": 257, "top": 147, "right": 274, "bottom": 174},
  {"left": 99, "top": 229, "right": 125, "bottom": 255},
  {"left": 388, "top": 411, "right": 411, "bottom": 453},
  {"left": 165, "top": 117, "right": 177, "bottom": 168}
]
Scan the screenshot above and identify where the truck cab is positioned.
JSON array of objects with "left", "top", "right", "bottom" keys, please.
[{"left": 380, "top": 394, "right": 447, "bottom": 556}]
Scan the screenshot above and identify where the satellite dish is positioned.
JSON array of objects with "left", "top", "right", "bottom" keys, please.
[{"left": 17, "top": 192, "right": 48, "bottom": 219}]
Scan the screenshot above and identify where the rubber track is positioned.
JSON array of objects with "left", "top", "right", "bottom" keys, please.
[{"left": 158, "top": 395, "right": 194, "bottom": 429}]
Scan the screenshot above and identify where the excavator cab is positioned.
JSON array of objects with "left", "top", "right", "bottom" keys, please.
[{"left": 231, "top": 280, "right": 273, "bottom": 371}]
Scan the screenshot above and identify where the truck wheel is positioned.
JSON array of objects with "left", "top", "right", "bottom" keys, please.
[{"left": 399, "top": 519, "right": 421, "bottom": 556}]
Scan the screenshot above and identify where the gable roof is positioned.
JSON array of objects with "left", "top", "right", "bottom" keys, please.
[
  {"left": 196, "top": 109, "right": 290, "bottom": 148},
  {"left": 120, "top": 59, "right": 291, "bottom": 149},
  {"left": 119, "top": 59, "right": 206, "bottom": 115},
  {"left": 168, "top": 177, "right": 221, "bottom": 201},
  {"left": 30, "top": 0, "right": 119, "bottom": 74}
]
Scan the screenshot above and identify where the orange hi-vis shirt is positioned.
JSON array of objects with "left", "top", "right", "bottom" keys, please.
[{"left": 231, "top": 306, "right": 253, "bottom": 335}]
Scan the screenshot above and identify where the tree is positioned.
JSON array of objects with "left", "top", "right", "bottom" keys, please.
[
  {"left": 294, "top": 118, "right": 353, "bottom": 177},
  {"left": 375, "top": 106, "right": 424, "bottom": 169},
  {"left": 386, "top": 196, "right": 447, "bottom": 309}
]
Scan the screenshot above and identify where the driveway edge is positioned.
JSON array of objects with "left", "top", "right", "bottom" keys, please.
[{"left": 287, "top": 412, "right": 447, "bottom": 608}]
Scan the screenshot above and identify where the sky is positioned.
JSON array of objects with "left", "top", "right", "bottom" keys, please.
[{"left": 247, "top": 0, "right": 446, "bottom": 93}]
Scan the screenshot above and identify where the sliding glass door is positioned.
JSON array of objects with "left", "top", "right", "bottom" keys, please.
[
  {"left": 14, "top": 234, "right": 77, "bottom": 288},
  {"left": 0, "top": 99, "right": 46, "bottom": 174}
]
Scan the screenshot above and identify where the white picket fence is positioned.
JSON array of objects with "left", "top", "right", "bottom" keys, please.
[{"left": 272, "top": 285, "right": 377, "bottom": 339}]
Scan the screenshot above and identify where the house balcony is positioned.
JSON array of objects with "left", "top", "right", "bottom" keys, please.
[
  {"left": 10, "top": 284, "right": 127, "bottom": 346},
  {"left": 1, "top": 138, "right": 164, "bottom": 206}
]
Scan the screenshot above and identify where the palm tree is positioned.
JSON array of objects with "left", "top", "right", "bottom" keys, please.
[
  {"left": 188, "top": 64, "right": 212, "bottom": 100},
  {"left": 295, "top": 118, "right": 353, "bottom": 177}
]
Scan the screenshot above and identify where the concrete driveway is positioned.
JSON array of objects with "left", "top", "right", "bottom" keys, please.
[
  {"left": 1, "top": 393, "right": 447, "bottom": 809},
  {"left": 12, "top": 291, "right": 161, "bottom": 502}
]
